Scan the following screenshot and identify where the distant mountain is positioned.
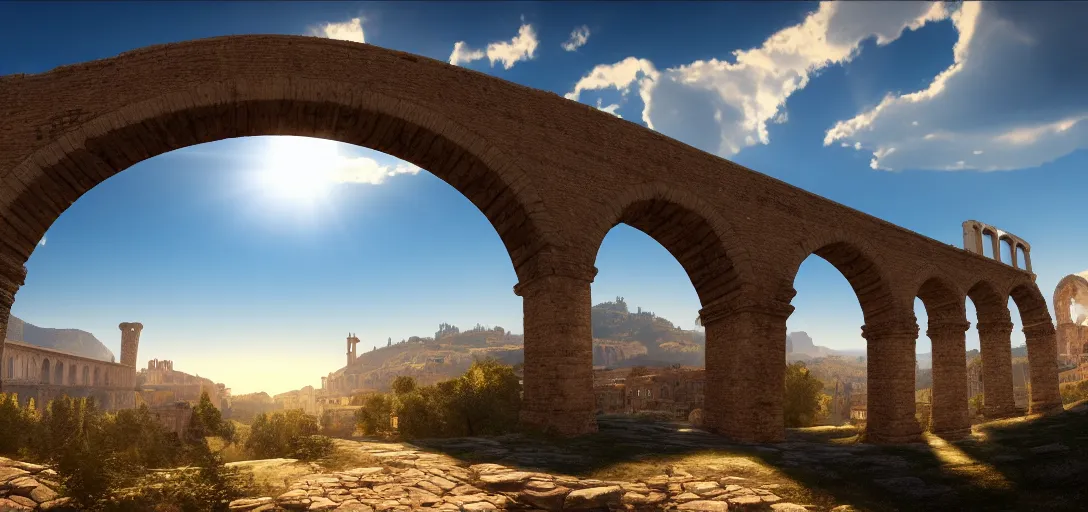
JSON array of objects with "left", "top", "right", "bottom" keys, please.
[
  {"left": 786, "top": 331, "right": 865, "bottom": 362},
  {"left": 5, "top": 314, "right": 115, "bottom": 362},
  {"left": 914, "top": 345, "right": 1022, "bottom": 371}
]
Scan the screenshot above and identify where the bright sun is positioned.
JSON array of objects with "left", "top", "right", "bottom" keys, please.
[{"left": 255, "top": 136, "right": 342, "bottom": 205}]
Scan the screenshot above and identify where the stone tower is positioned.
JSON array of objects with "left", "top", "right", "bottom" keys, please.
[
  {"left": 346, "top": 333, "right": 360, "bottom": 366},
  {"left": 118, "top": 322, "right": 144, "bottom": 367}
]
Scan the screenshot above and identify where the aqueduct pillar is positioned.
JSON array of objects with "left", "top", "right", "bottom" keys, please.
[
  {"left": 978, "top": 320, "right": 1017, "bottom": 418},
  {"left": 1024, "top": 322, "right": 1063, "bottom": 414},
  {"left": 702, "top": 298, "right": 793, "bottom": 443},
  {"left": 928, "top": 321, "right": 972, "bottom": 438},
  {"left": 514, "top": 259, "right": 598, "bottom": 436},
  {"left": 862, "top": 318, "right": 923, "bottom": 443}
]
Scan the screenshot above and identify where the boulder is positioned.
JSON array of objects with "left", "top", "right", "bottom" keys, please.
[{"left": 564, "top": 485, "right": 623, "bottom": 509}]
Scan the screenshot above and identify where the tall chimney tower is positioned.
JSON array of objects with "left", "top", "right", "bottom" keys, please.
[{"left": 118, "top": 322, "right": 144, "bottom": 367}]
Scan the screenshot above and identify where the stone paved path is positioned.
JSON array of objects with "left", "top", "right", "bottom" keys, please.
[
  {"left": 0, "top": 457, "right": 70, "bottom": 511},
  {"left": 228, "top": 439, "right": 840, "bottom": 511}
]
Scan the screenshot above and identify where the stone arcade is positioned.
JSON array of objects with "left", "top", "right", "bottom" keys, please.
[
  {"left": 0, "top": 35, "right": 1062, "bottom": 444},
  {"left": 0, "top": 322, "right": 142, "bottom": 411}
]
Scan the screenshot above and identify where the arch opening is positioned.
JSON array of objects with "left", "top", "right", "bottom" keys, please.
[
  {"left": 783, "top": 240, "right": 899, "bottom": 436},
  {"left": 965, "top": 280, "right": 1022, "bottom": 419},
  {"left": 590, "top": 208, "right": 717, "bottom": 424},
  {"left": 3, "top": 90, "right": 553, "bottom": 285},
  {"left": 595, "top": 196, "right": 745, "bottom": 308},
  {"left": 913, "top": 276, "right": 967, "bottom": 437},
  {"left": 982, "top": 230, "right": 997, "bottom": 260},
  {"left": 54, "top": 361, "right": 64, "bottom": 386},
  {"left": 40, "top": 358, "right": 50, "bottom": 385}
]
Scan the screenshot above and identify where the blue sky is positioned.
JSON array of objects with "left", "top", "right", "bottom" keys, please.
[{"left": 2, "top": 2, "right": 1086, "bottom": 395}]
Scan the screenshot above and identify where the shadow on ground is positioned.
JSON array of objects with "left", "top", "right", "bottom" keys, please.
[{"left": 409, "top": 404, "right": 1088, "bottom": 512}]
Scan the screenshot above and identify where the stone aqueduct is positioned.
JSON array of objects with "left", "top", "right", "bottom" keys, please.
[{"left": 0, "top": 36, "right": 1062, "bottom": 443}]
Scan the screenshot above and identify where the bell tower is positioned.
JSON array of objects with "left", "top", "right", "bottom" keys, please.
[{"left": 119, "top": 322, "right": 144, "bottom": 367}]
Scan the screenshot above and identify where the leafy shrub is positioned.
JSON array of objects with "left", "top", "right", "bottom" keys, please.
[
  {"left": 0, "top": 391, "right": 250, "bottom": 511},
  {"left": 1061, "top": 379, "right": 1088, "bottom": 404},
  {"left": 356, "top": 358, "right": 523, "bottom": 440},
  {"left": 0, "top": 393, "right": 36, "bottom": 455},
  {"left": 319, "top": 409, "right": 356, "bottom": 438},
  {"left": 784, "top": 362, "right": 826, "bottom": 427},
  {"left": 245, "top": 409, "right": 331, "bottom": 461},
  {"left": 354, "top": 393, "right": 395, "bottom": 436},
  {"left": 390, "top": 375, "right": 418, "bottom": 395}
]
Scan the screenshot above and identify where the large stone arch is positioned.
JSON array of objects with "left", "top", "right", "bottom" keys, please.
[
  {"left": 780, "top": 230, "right": 920, "bottom": 442},
  {"left": 1009, "top": 282, "right": 1063, "bottom": 414},
  {"left": 584, "top": 181, "right": 758, "bottom": 438},
  {"left": 587, "top": 181, "right": 757, "bottom": 307},
  {"left": 1054, "top": 273, "right": 1088, "bottom": 325},
  {"left": 0, "top": 39, "right": 589, "bottom": 433},
  {"left": 913, "top": 273, "right": 970, "bottom": 438},
  {"left": 778, "top": 229, "right": 900, "bottom": 323},
  {"left": 0, "top": 79, "right": 558, "bottom": 282},
  {"left": 1053, "top": 272, "right": 1088, "bottom": 358},
  {"left": 967, "top": 279, "right": 1017, "bottom": 418}
]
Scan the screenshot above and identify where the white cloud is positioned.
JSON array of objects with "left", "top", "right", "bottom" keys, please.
[
  {"left": 333, "top": 156, "right": 421, "bottom": 185},
  {"left": 595, "top": 98, "right": 622, "bottom": 118},
  {"left": 449, "top": 41, "right": 485, "bottom": 66},
  {"left": 565, "top": 2, "right": 949, "bottom": 157},
  {"left": 314, "top": 17, "right": 366, "bottom": 44},
  {"left": 562, "top": 25, "right": 591, "bottom": 51},
  {"left": 38, "top": 236, "right": 46, "bottom": 247},
  {"left": 449, "top": 20, "right": 539, "bottom": 70},
  {"left": 825, "top": 2, "right": 1088, "bottom": 171}
]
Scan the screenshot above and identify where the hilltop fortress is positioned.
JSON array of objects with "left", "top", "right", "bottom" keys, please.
[{"left": 323, "top": 324, "right": 524, "bottom": 397}]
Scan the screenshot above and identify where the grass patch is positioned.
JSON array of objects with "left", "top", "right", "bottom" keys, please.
[{"left": 314, "top": 446, "right": 382, "bottom": 473}]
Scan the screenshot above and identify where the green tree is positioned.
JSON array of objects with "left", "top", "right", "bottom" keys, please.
[
  {"left": 186, "top": 391, "right": 233, "bottom": 446},
  {"left": 102, "top": 404, "right": 184, "bottom": 470},
  {"left": 355, "top": 394, "right": 395, "bottom": 436},
  {"left": 245, "top": 409, "right": 328, "bottom": 460},
  {"left": 783, "top": 362, "right": 825, "bottom": 427},
  {"left": 0, "top": 393, "right": 30, "bottom": 454},
  {"left": 394, "top": 386, "right": 446, "bottom": 439},
  {"left": 391, "top": 375, "right": 418, "bottom": 395},
  {"left": 39, "top": 396, "right": 128, "bottom": 510},
  {"left": 445, "top": 358, "right": 521, "bottom": 436}
]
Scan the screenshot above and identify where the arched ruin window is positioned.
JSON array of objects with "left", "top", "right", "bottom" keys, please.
[
  {"left": 982, "top": 230, "right": 997, "bottom": 259},
  {"left": 82, "top": 366, "right": 89, "bottom": 385},
  {"left": 5, "top": 357, "right": 12, "bottom": 379},
  {"left": 93, "top": 367, "right": 101, "bottom": 386},
  {"left": 40, "top": 358, "right": 51, "bottom": 384},
  {"left": 1016, "top": 245, "right": 1028, "bottom": 270},
  {"left": 1001, "top": 238, "right": 1015, "bottom": 266},
  {"left": 68, "top": 365, "right": 76, "bottom": 385},
  {"left": 54, "top": 361, "right": 64, "bottom": 385}
]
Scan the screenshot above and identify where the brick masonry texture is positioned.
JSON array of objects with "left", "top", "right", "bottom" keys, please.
[{"left": 0, "top": 35, "right": 1064, "bottom": 442}]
